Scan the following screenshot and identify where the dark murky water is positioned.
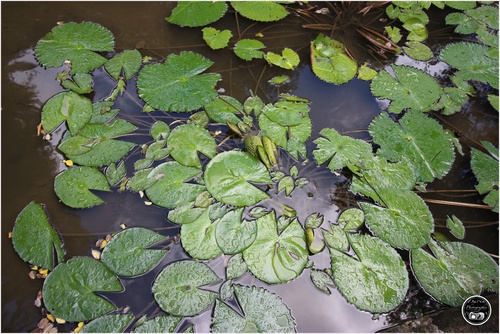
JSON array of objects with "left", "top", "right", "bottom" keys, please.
[{"left": 2, "top": 2, "right": 498, "bottom": 333}]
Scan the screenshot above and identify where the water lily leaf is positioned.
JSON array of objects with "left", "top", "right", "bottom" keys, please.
[
  {"left": 61, "top": 73, "right": 93, "bottom": 94},
  {"left": 403, "top": 18, "right": 428, "bottom": 41},
  {"left": 41, "top": 91, "right": 93, "bottom": 134},
  {"left": 167, "top": 202, "right": 206, "bottom": 225},
  {"left": 227, "top": 253, "right": 248, "bottom": 280},
  {"left": 269, "top": 75, "right": 291, "bottom": 86},
  {"left": 80, "top": 314, "right": 134, "bottom": 333},
  {"left": 369, "top": 110, "right": 455, "bottom": 182},
  {"left": 101, "top": 228, "right": 168, "bottom": 277},
  {"left": 248, "top": 206, "right": 270, "bottom": 219},
  {"left": 310, "top": 34, "right": 357, "bottom": 85},
  {"left": 137, "top": 51, "right": 221, "bottom": 112},
  {"left": 152, "top": 260, "right": 220, "bottom": 316},
  {"left": 371, "top": 65, "right": 442, "bottom": 113},
  {"left": 313, "top": 128, "right": 373, "bottom": 172},
  {"left": 132, "top": 315, "right": 182, "bottom": 333},
  {"left": 471, "top": 145, "right": 499, "bottom": 212},
  {"left": 264, "top": 48, "right": 300, "bottom": 70},
  {"left": 357, "top": 64, "right": 378, "bottom": 81},
  {"left": 446, "top": 12, "right": 480, "bottom": 34},
  {"left": 105, "top": 49, "right": 142, "bottom": 80},
  {"left": 433, "top": 86, "right": 469, "bottom": 115},
  {"left": 150, "top": 121, "right": 170, "bottom": 141},
  {"left": 243, "top": 211, "right": 307, "bottom": 284},
  {"left": 360, "top": 187, "right": 433, "bottom": 249},
  {"left": 211, "top": 285, "right": 296, "bottom": 333},
  {"left": 167, "top": 124, "right": 217, "bottom": 168},
  {"left": 262, "top": 100, "right": 309, "bottom": 127},
  {"left": 204, "top": 151, "right": 271, "bottom": 207},
  {"left": 43, "top": 257, "right": 123, "bottom": 322},
  {"left": 446, "top": 215, "right": 465, "bottom": 239},
  {"left": 230, "top": 1, "right": 289, "bottom": 22},
  {"left": 278, "top": 176, "right": 295, "bottom": 196},
  {"left": 205, "top": 95, "right": 243, "bottom": 124},
  {"left": 305, "top": 212, "right": 324, "bottom": 229},
  {"left": 337, "top": 208, "right": 364, "bottom": 231},
  {"left": 12, "top": 201, "right": 64, "bottom": 270},
  {"left": 90, "top": 101, "right": 118, "bottom": 124},
  {"left": 215, "top": 207, "right": 257, "bottom": 255},
  {"left": 466, "top": 5, "right": 499, "bottom": 30},
  {"left": 126, "top": 168, "right": 156, "bottom": 192},
  {"left": 203, "top": 27, "right": 232, "bottom": 50},
  {"left": 310, "top": 269, "right": 335, "bottom": 295},
  {"left": 166, "top": 1, "right": 228, "bottom": 27},
  {"left": 445, "top": 1, "right": 477, "bottom": 10},
  {"left": 329, "top": 233, "right": 409, "bottom": 313},
  {"left": 385, "top": 26, "right": 402, "bottom": 43},
  {"left": 35, "top": 21, "right": 114, "bottom": 74},
  {"left": 54, "top": 166, "right": 110, "bottom": 208},
  {"left": 233, "top": 39, "right": 266, "bottom": 61},
  {"left": 322, "top": 224, "right": 348, "bottom": 252},
  {"left": 411, "top": 239, "right": 499, "bottom": 306},
  {"left": 145, "top": 161, "right": 205, "bottom": 209},
  {"left": 105, "top": 162, "right": 126, "bottom": 186},
  {"left": 440, "top": 42, "right": 499, "bottom": 89},
  {"left": 403, "top": 41, "right": 433, "bottom": 61},
  {"left": 488, "top": 94, "right": 499, "bottom": 112},
  {"left": 180, "top": 205, "right": 222, "bottom": 260}
]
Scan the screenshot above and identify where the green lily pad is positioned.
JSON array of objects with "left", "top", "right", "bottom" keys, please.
[
  {"left": 403, "top": 41, "right": 434, "bottom": 61},
  {"left": 166, "top": 1, "right": 228, "bottom": 27},
  {"left": 204, "top": 151, "right": 271, "bottom": 207},
  {"left": 226, "top": 253, "right": 248, "bottom": 280},
  {"left": 137, "top": 51, "right": 221, "bottom": 112},
  {"left": 43, "top": 257, "right": 123, "bottom": 322},
  {"left": 204, "top": 95, "right": 243, "bottom": 124},
  {"left": 230, "top": 1, "right": 289, "bottom": 22},
  {"left": 202, "top": 27, "right": 232, "bottom": 50},
  {"left": 12, "top": 201, "right": 64, "bottom": 270},
  {"left": 357, "top": 64, "right": 378, "bottom": 81},
  {"left": 152, "top": 260, "right": 220, "bottom": 316},
  {"left": 243, "top": 211, "right": 307, "bottom": 284},
  {"left": 264, "top": 48, "right": 300, "bottom": 70},
  {"left": 446, "top": 215, "right": 465, "bottom": 239},
  {"left": 310, "top": 269, "right": 335, "bottom": 295},
  {"left": 167, "top": 124, "right": 217, "bottom": 168},
  {"left": 337, "top": 208, "right": 364, "bottom": 231},
  {"left": 104, "top": 49, "right": 142, "bottom": 80},
  {"left": 90, "top": 101, "right": 118, "bottom": 124},
  {"left": 305, "top": 212, "right": 324, "bottom": 229},
  {"left": 61, "top": 73, "right": 93, "bottom": 94},
  {"left": 106, "top": 162, "right": 126, "bottom": 186},
  {"left": 35, "top": 21, "right": 114, "bottom": 74},
  {"left": 80, "top": 314, "right": 134, "bottom": 333},
  {"left": 471, "top": 144, "right": 499, "bottom": 212},
  {"left": 167, "top": 202, "right": 206, "bottom": 225},
  {"left": 54, "top": 166, "right": 111, "bottom": 208},
  {"left": 329, "top": 233, "right": 409, "bottom": 313},
  {"left": 41, "top": 91, "right": 93, "bottom": 135},
  {"left": 132, "top": 315, "right": 183, "bottom": 333},
  {"left": 234, "top": 39, "right": 266, "bottom": 61},
  {"left": 322, "top": 224, "right": 349, "bottom": 252},
  {"left": 150, "top": 121, "right": 170, "bottom": 141},
  {"left": 466, "top": 5, "right": 499, "bottom": 30},
  {"left": 101, "top": 228, "right": 168, "bottom": 277},
  {"left": 211, "top": 285, "right": 296, "bottom": 333},
  {"left": 278, "top": 176, "right": 295, "bottom": 196},
  {"left": 215, "top": 207, "right": 257, "bottom": 254}
]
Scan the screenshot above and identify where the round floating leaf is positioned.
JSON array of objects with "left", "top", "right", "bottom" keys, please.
[
  {"left": 101, "top": 228, "right": 168, "bottom": 277},
  {"left": 167, "top": 202, "right": 206, "bottom": 225},
  {"left": 411, "top": 239, "right": 499, "bottom": 306},
  {"left": 369, "top": 110, "right": 455, "bottom": 182},
  {"left": 337, "top": 208, "right": 364, "bottom": 231},
  {"left": 322, "top": 224, "right": 348, "bottom": 252},
  {"left": 205, "top": 95, "right": 243, "bottom": 124},
  {"left": 54, "top": 166, "right": 111, "bottom": 208},
  {"left": 61, "top": 73, "right": 93, "bottom": 94},
  {"left": 152, "top": 260, "right": 220, "bottom": 316},
  {"left": 167, "top": 124, "right": 217, "bottom": 168},
  {"left": 226, "top": 253, "right": 248, "bottom": 280},
  {"left": 166, "top": 1, "right": 228, "bottom": 27},
  {"left": 104, "top": 49, "right": 142, "bottom": 80},
  {"left": 80, "top": 314, "right": 134, "bottom": 333},
  {"left": 310, "top": 269, "right": 335, "bottom": 295},
  {"left": 471, "top": 146, "right": 499, "bottom": 212},
  {"left": 204, "top": 151, "right": 271, "bottom": 207},
  {"left": 211, "top": 285, "right": 296, "bottom": 333},
  {"left": 150, "top": 121, "right": 170, "bottom": 141},
  {"left": 243, "top": 211, "right": 307, "bottom": 284},
  {"left": 371, "top": 65, "right": 442, "bottom": 113},
  {"left": 137, "top": 51, "right": 221, "bottom": 112},
  {"left": 233, "top": 39, "right": 266, "bottom": 61},
  {"left": 42, "top": 91, "right": 93, "bottom": 135},
  {"left": 230, "top": 1, "right": 289, "bottom": 22},
  {"left": 202, "top": 27, "right": 233, "bottom": 50},
  {"left": 145, "top": 161, "right": 205, "bottom": 209},
  {"left": 215, "top": 208, "right": 257, "bottom": 254},
  {"left": 106, "top": 162, "right": 126, "bottom": 186},
  {"left": 466, "top": 5, "right": 499, "bottom": 30},
  {"left": 329, "top": 233, "right": 409, "bottom": 313},
  {"left": 357, "top": 63, "right": 378, "bottom": 81},
  {"left": 35, "top": 21, "right": 114, "bottom": 74},
  {"left": 264, "top": 48, "right": 300, "bottom": 70},
  {"left": 446, "top": 215, "right": 465, "bottom": 240},
  {"left": 132, "top": 315, "right": 183, "bottom": 333},
  {"left": 43, "top": 257, "right": 123, "bottom": 322},
  {"left": 403, "top": 41, "right": 433, "bottom": 61},
  {"left": 12, "top": 201, "right": 64, "bottom": 270}
]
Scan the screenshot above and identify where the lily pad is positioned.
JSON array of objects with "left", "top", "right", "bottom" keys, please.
[
  {"left": 243, "top": 211, "right": 308, "bottom": 284},
  {"left": 471, "top": 145, "right": 499, "bottom": 212},
  {"left": 202, "top": 27, "right": 232, "bottom": 50},
  {"left": 167, "top": 124, "right": 217, "bottom": 168},
  {"left": 211, "top": 285, "right": 296, "bottom": 333},
  {"left": 230, "top": 1, "right": 289, "bottom": 22},
  {"left": 137, "top": 51, "right": 221, "bottom": 112},
  {"left": 167, "top": 202, "right": 206, "bottom": 225},
  {"left": 43, "top": 257, "right": 123, "bottom": 322},
  {"left": 204, "top": 151, "right": 271, "bottom": 207},
  {"left": 446, "top": 215, "right": 465, "bottom": 239},
  {"left": 310, "top": 269, "right": 335, "bottom": 295},
  {"left": 215, "top": 207, "right": 257, "bottom": 255},
  {"left": 132, "top": 315, "right": 183, "bottom": 333},
  {"left": 204, "top": 95, "right": 243, "bottom": 124},
  {"left": 226, "top": 253, "right": 248, "bottom": 280},
  {"left": 12, "top": 201, "right": 64, "bottom": 270},
  {"left": 152, "top": 260, "right": 220, "bottom": 316},
  {"left": 329, "top": 233, "right": 409, "bottom": 313},
  {"left": 101, "top": 228, "right": 168, "bottom": 276},
  {"left": 35, "top": 21, "right": 114, "bottom": 74},
  {"left": 54, "top": 166, "right": 111, "bottom": 208},
  {"left": 106, "top": 162, "right": 126, "bottom": 186},
  {"left": 104, "top": 49, "right": 142, "bottom": 80},
  {"left": 322, "top": 224, "right": 349, "bottom": 252},
  {"left": 264, "top": 48, "right": 300, "bottom": 70},
  {"left": 234, "top": 39, "right": 266, "bottom": 61},
  {"left": 80, "top": 314, "right": 134, "bottom": 333},
  {"left": 61, "top": 73, "right": 93, "bottom": 94},
  {"left": 41, "top": 91, "right": 93, "bottom": 135},
  {"left": 337, "top": 208, "right": 364, "bottom": 231},
  {"left": 403, "top": 41, "right": 434, "bottom": 61},
  {"left": 166, "top": 1, "right": 228, "bottom": 27}
]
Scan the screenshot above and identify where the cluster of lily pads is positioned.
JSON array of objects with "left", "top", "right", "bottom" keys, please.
[{"left": 10, "top": 1, "right": 499, "bottom": 333}]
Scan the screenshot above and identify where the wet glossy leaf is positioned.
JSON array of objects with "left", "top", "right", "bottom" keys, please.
[
  {"left": 269, "top": 75, "right": 291, "bottom": 86},
  {"left": 446, "top": 12, "right": 479, "bottom": 34},
  {"left": 337, "top": 208, "right": 364, "bottom": 231},
  {"left": 329, "top": 233, "right": 409, "bottom": 313},
  {"left": 371, "top": 65, "right": 442, "bottom": 113},
  {"left": 322, "top": 224, "right": 348, "bottom": 252},
  {"left": 12, "top": 201, "right": 64, "bottom": 270},
  {"left": 104, "top": 49, "right": 142, "bottom": 80},
  {"left": 264, "top": 48, "right": 300, "bottom": 70},
  {"left": 43, "top": 257, "right": 123, "bottom": 322},
  {"left": 137, "top": 51, "right": 221, "bottom": 112},
  {"left": 211, "top": 285, "right": 296, "bottom": 333},
  {"left": 90, "top": 101, "right": 118, "bottom": 124},
  {"left": 204, "top": 95, "right": 243, "bottom": 124},
  {"left": 357, "top": 64, "right": 378, "bottom": 81},
  {"left": 35, "top": 22, "right": 114, "bottom": 74},
  {"left": 446, "top": 215, "right": 465, "bottom": 239},
  {"left": 403, "top": 18, "right": 428, "bottom": 41},
  {"left": 369, "top": 110, "right": 455, "bottom": 182},
  {"left": 360, "top": 187, "right": 433, "bottom": 249},
  {"left": 227, "top": 253, "right": 248, "bottom": 280},
  {"left": 230, "top": 1, "right": 289, "bottom": 22},
  {"left": 152, "top": 260, "right": 220, "bottom": 316},
  {"left": 248, "top": 206, "right": 270, "bottom": 219},
  {"left": 203, "top": 27, "right": 232, "bottom": 50},
  {"left": 145, "top": 161, "right": 205, "bottom": 209},
  {"left": 54, "top": 166, "right": 110, "bottom": 208},
  {"left": 105, "top": 162, "right": 126, "bottom": 186},
  {"left": 278, "top": 176, "right": 295, "bottom": 196},
  {"left": 403, "top": 41, "right": 433, "bottom": 61},
  {"left": 306, "top": 227, "right": 325, "bottom": 254},
  {"left": 167, "top": 124, "right": 217, "bottom": 168},
  {"left": 445, "top": 1, "right": 477, "bottom": 10},
  {"left": 204, "top": 151, "right": 271, "bottom": 207},
  {"left": 305, "top": 212, "right": 324, "bottom": 229},
  {"left": 411, "top": 239, "right": 499, "bottom": 306},
  {"left": 465, "top": 5, "right": 499, "bottom": 30},
  {"left": 126, "top": 168, "right": 156, "bottom": 192},
  {"left": 433, "top": 87, "right": 469, "bottom": 115},
  {"left": 166, "top": 1, "right": 228, "bottom": 27},
  {"left": 488, "top": 94, "right": 499, "bottom": 112},
  {"left": 215, "top": 208, "right": 257, "bottom": 254},
  {"left": 41, "top": 91, "right": 93, "bottom": 134},
  {"left": 80, "top": 314, "right": 134, "bottom": 333},
  {"left": 61, "top": 73, "right": 93, "bottom": 94},
  {"left": 132, "top": 315, "right": 182, "bottom": 333},
  {"left": 101, "top": 228, "right": 168, "bottom": 276},
  {"left": 150, "top": 121, "right": 170, "bottom": 141},
  {"left": 233, "top": 39, "right": 266, "bottom": 61},
  {"left": 167, "top": 202, "right": 205, "bottom": 225},
  {"left": 243, "top": 211, "right": 307, "bottom": 284},
  {"left": 471, "top": 145, "right": 499, "bottom": 212},
  {"left": 310, "top": 269, "right": 335, "bottom": 295}
]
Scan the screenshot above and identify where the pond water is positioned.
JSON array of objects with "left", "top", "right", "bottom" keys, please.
[{"left": 1, "top": 2, "right": 498, "bottom": 333}]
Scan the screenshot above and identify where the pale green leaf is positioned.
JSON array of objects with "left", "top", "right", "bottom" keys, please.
[
  {"left": 205, "top": 95, "right": 243, "bottom": 124},
  {"left": 166, "top": 2, "right": 228, "bottom": 27},
  {"left": 310, "top": 269, "right": 335, "bottom": 295},
  {"left": 230, "top": 1, "right": 289, "bottom": 22},
  {"left": 132, "top": 316, "right": 182, "bottom": 333},
  {"left": 233, "top": 39, "right": 266, "bottom": 61},
  {"left": 446, "top": 215, "right": 465, "bottom": 239},
  {"left": 202, "top": 27, "right": 232, "bottom": 50},
  {"left": 403, "top": 41, "right": 433, "bottom": 61},
  {"left": 215, "top": 208, "right": 257, "bottom": 254},
  {"left": 264, "top": 48, "right": 300, "bottom": 70},
  {"left": 226, "top": 253, "right": 248, "bottom": 280}
]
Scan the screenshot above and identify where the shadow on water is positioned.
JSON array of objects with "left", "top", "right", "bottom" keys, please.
[{"left": 2, "top": 2, "right": 498, "bottom": 333}]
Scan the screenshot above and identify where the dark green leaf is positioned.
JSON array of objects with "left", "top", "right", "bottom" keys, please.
[
  {"left": 105, "top": 162, "right": 126, "bottom": 186},
  {"left": 471, "top": 145, "right": 499, "bottom": 212},
  {"left": 205, "top": 95, "right": 243, "bottom": 124},
  {"left": 80, "top": 314, "right": 134, "bottom": 333},
  {"left": 105, "top": 49, "right": 142, "bottom": 80},
  {"left": 233, "top": 39, "right": 266, "bottom": 61},
  {"left": 132, "top": 316, "right": 183, "bottom": 333},
  {"left": 61, "top": 73, "right": 93, "bottom": 94},
  {"left": 215, "top": 207, "right": 257, "bottom": 254},
  {"left": 41, "top": 91, "right": 93, "bottom": 134},
  {"left": 167, "top": 124, "right": 217, "bottom": 167},
  {"left": 446, "top": 215, "right": 465, "bottom": 239},
  {"left": 166, "top": 2, "right": 228, "bottom": 27}
]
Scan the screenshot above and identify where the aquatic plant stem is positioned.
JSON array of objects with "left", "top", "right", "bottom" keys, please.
[{"left": 422, "top": 198, "right": 493, "bottom": 210}]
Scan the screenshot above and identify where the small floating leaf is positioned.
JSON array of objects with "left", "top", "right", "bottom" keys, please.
[
  {"left": 132, "top": 315, "right": 182, "bottom": 333},
  {"left": 322, "top": 224, "right": 349, "bottom": 252},
  {"left": 230, "top": 1, "right": 289, "bottom": 22},
  {"left": 150, "top": 121, "right": 170, "bottom": 141},
  {"left": 226, "top": 253, "right": 248, "bottom": 280},
  {"left": 216, "top": 207, "right": 257, "bottom": 255},
  {"left": 105, "top": 162, "right": 126, "bottom": 186},
  {"left": 403, "top": 41, "right": 433, "bottom": 61},
  {"left": 204, "top": 95, "right": 243, "bottom": 124},
  {"left": 233, "top": 39, "right": 266, "bottom": 61},
  {"left": 471, "top": 144, "right": 499, "bottom": 212},
  {"left": 202, "top": 27, "right": 232, "bottom": 50},
  {"left": 264, "top": 48, "right": 300, "bottom": 70},
  {"left": 305, "top": 212, "right": 324, "bottom": 229},
  {"left": 61, "top": 73, "right": 93, "bottom": 94},
  {"left": 310, "top": 269, "right": 335, "bottom": 295},
  {"left": 80, "top": 314, "right": 134, "bottom": 333},
  {"left": 166, "top": 1, "right": 228, "bottom": 27},
  {"left": 337, "top": 208, "right": 364, "bottom": 231},
  {"left": 269, "top": 75, "right": 291, "bottom": 86},
  {"left": 104, "top": 49, "right": 142, "bottom": 80},
  {"left": 357, "top": 63, "right": 378, "bottom": 81},
  {"left": 278, "top": 176, "right": 295, "bottom": 196},
  {"left": 41, "top": 91, "right": 93, "bottom": 135},
  {"left": 446, "top": 215, "right": 465, "bottom": 240},
  {"left": 167, "top": 124, "right": 217, "bottom": 168}
]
